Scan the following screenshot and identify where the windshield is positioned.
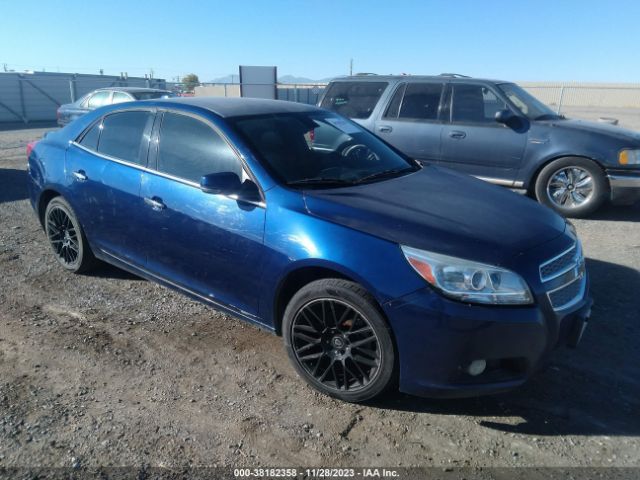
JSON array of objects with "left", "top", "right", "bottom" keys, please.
[
  {"left": 497, "top": 83, "right": 559, "bottom": 120},
  {"left": 229, "top": 112, "right": 418, "bottom": 188},
  {"left": 132, "top": 91, "right": 176, "bottom": 100}
]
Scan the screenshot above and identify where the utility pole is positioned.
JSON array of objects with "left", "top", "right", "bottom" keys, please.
[{"left": 349, "top": 58, "right": 353, "bottom": 76}]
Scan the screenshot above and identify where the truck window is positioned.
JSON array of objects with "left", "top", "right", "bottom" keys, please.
[
  {"left": 385, "top": 83, "right": 444, "bottom": 121},
  {"left": 320, "top": 82, "right": 388, "bottom": 119}
]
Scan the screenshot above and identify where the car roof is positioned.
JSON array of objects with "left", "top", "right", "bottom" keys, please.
[
  {"left": 152, "top": 97, "right": 319, "bottom": 118},
  {"left": 328, "top": 74, "right": 511, "bottom": 85},
  {"left": 95, "top": 87, "right": 171, "bottom": 93}
]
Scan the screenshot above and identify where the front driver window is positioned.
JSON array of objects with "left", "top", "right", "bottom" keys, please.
[
  {"left": 157, "top": 112, "right": 242, "bottom": 183},
  {"left": 451, "top": 85, "right": 506, "bottom": 124}
]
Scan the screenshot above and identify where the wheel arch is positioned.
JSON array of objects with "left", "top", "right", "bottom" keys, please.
[
  {"left": 37, "top": 189, "right": 62, "bottom": 227},
  {"left": 526, "top": 154, "right": 608, "bottom": 194},
  {"left": 272, "top": 262, "right": 384, "bottom": 336}
]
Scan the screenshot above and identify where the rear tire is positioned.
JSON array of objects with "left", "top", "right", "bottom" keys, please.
[
  {"left": 534, "top": 157, "right": 608, "bottom": 218},
  {"left": 282, "top": 279, "right": 396, "bottom": 403},
  {"left": 44, "top": 197, "right": 97, "bottom": 273}
]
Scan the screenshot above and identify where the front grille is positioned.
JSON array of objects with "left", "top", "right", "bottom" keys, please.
[
  {"left": 540, "top": 245, "right": 577, "bottom": 282},
  {"left": 540, "top": 242, "right": 586, "bottom": 312},
  {"left": 548, "top": 276, "right": 585, "bottom": 310}
]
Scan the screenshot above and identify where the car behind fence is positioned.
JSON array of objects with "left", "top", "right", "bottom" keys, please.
[{"left": 2, "top": 71, "right": 640, "bottom": 124}]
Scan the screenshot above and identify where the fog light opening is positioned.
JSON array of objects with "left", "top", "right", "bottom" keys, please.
[{"left": 467, "top": 359, "right": 487, "bottom": 376}]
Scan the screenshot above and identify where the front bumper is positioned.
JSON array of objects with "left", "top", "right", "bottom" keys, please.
[
  {"left": 384, "top": 287, "right": 592, "bottom": 398},
  {"left": 607, "top": 169, "right": 640, "bottom": 205},
  {"left": 383, "top": 234, "right": 592, "bottom": 399}
]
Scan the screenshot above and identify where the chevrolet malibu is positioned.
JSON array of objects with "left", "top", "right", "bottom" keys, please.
[{"left": 27, "top": 98, "right": 592, "bottom": 402}]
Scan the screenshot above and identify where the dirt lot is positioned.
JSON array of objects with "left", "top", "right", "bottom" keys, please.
[{"left": 0, "top": 124, "right": 639, "bottom": 471}]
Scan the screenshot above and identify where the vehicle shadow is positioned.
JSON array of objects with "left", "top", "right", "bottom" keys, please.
[
  {"left": 0, "top": 168, "right": 28, "bottom": 204},
  {"left": 371, "top": 257, "right": 640, "bottom": 437},
  {"left": 0, "top": 121, "right": 58, "bottom": 132},
  {"left": 586, "top": 202, "right": 640, "bottom": 221},
  {"left": 85, "top": 262, "right": 144, "bottom": 281}
]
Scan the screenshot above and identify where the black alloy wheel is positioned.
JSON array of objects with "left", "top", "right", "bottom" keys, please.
[{"left": 283, "top": 279, "right": 396, "bottom": 402}]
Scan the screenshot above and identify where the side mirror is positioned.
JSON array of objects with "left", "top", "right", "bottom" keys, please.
[
  {"left": 200, "top": 172, "right": 242, "bottom": 195},
  {"left": 495, "top": 109, "right": 516, "bottom": 124}
]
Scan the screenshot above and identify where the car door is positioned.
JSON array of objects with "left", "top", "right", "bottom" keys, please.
[
  {"left": 139, "top": 110, "right": 266, "bottom": 318},
  {"left": 66, "top": 109, "right": 155, "bottom": 266},
  {"left": 373, "top": 82, "right": 444, "bottom": 164},
  {"left": 440, "top": 83, "right": 527, "bottom": 182}
]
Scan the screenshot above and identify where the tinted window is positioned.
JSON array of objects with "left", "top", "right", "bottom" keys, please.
[
  {"left": 112, "top": 92, "right": 131, "bottom": 104},
  {"left": 230, "top": 112, "right": 416, "bottom": 187},
  {"left": 132, "top": 91, "right": 175, "bottom": 100},
  {"left": 452, "top": 85, "right": 507, "bottom": 123},
  {"left": 98, "top": 111, "right": 151, "bottom": 164},
  {"left": 157, "top": 113, "right": 241, "bottom": 183},
  {"left": 320, "top": 82, "right": 387, "bottom": 119},
  {"left": 79, "top": 121, "right": 101, "bottom": 150},
  {"left": 87, "top": 91, "right": 111, "bottom": 109},
  {"left": 383, "top": 84, "right": 406, "bottom": 119},
  {"left": 398, "top": 83, "right": 443, "bottom": 120}
]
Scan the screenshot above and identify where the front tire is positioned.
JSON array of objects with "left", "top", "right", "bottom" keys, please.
[
  {"left": 283, "top": 279, "right": 396, "bottom": 403},
  {"left": 534, "top": 157, "right": 608, "bottom": 218},
  {"left": 44, "top": 197, "right": 97, "bottom": 273}
]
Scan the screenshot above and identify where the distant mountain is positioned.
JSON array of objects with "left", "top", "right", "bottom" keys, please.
[{"left": 207, "top": 74, "right": 334, "bottom": 84}]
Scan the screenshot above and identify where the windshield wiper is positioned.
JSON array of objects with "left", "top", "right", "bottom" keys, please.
[
  {"left": 354, "top": 167, "right": 414, "bottom": 184},
  {"left": 286, "top": 177, "right": 356, "bottom": 187}
]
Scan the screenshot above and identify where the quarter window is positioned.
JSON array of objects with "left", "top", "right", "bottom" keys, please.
[
  {"left": 97, "top": 111, "right": 151, "bottom": 164},
  {"left": 87, "top": 91, "right": 111, "bottom": 109},
  {"left": 320, "top": 82, "right": 388, "bottom": 119},
  {"left": 79, "top": 121, "right": 101, "bottom": 150},
  {"left": 451, "top": 85, "right": 507, "bottom": 123},
  {"left": 157, "top": 112, "right": 241, "bottom": 183}
]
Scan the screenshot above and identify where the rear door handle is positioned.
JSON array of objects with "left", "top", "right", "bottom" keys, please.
[
  {"left": 144, "top": 196, "right": 166, "bottom": 211},
  {"left": 72, "top": 170, "right": 87, "bottom": 182},
  {"left": 448, "top": 131, "right": 466, "bottom": 139},
  {"left": 378, "top": 125, "right": 393, "bottom": 133}
]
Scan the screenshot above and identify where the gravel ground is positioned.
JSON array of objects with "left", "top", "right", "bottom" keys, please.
[{"left": 0, "top": 125, "right": 639, "bottom": 471}]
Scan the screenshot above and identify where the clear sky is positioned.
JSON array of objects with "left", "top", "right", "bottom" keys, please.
[{"left": 1, "top": 0, "right": 639, "bottom": 82}]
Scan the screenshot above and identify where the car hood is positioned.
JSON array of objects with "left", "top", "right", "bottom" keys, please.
[
  {"left": 543, "top": 118, "right": 640, "bottom": 143},
  {"left": 303, "top": 166, "right": 566, "bottom": 266}
]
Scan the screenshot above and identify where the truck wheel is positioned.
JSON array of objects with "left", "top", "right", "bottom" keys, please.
[{"left": 534, "top": 157, "right": 608, "bottom": 218}]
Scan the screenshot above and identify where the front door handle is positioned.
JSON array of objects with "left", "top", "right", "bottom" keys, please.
[
  {"left": 378, "top": 125, "right": 393, "bottom": 133},
  {"left": 72, "top": 170, "right": 87, "bottom": 182},
  {"left": 448, "top": 130, "right": 466, "bottom": 139},
  {"left": 144, "top": 196, "right": 166, "bottom": 211}
]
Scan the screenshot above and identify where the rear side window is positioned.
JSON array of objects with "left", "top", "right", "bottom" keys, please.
[
  {"left": 157, "top": 112, "right": 241, "bottom": 183},
  {"left": 396, "top": 83, "right": 443, "bottom": 121},
  {"left": 320, "top": 81, "right": 387, "bottom": 119},
  {"left": 97, "top": 111, "right": 152, "bottom": 164},
  {"left": 79, "top": 121, "right": 101, "bottom": 150},
  {"left": 87, "top": 91, "right": 111, "bottom": 109},
  {"left": 112, "top": 92, "right": 131, "bottom": 104},
  {"left": 451, "top": 85, "right": 507, "bottom": 123}
]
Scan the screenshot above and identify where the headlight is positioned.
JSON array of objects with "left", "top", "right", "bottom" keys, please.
[
  {"left": 401, "top": 246, "right": 533, "bottom": 305},
  {"left": 618, "top": 149, "right": 640, "bottom": 165}
]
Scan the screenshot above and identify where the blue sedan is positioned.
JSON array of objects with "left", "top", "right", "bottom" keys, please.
[{"left": 27, "top": 97, "right": 592, "bottom": 402}]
